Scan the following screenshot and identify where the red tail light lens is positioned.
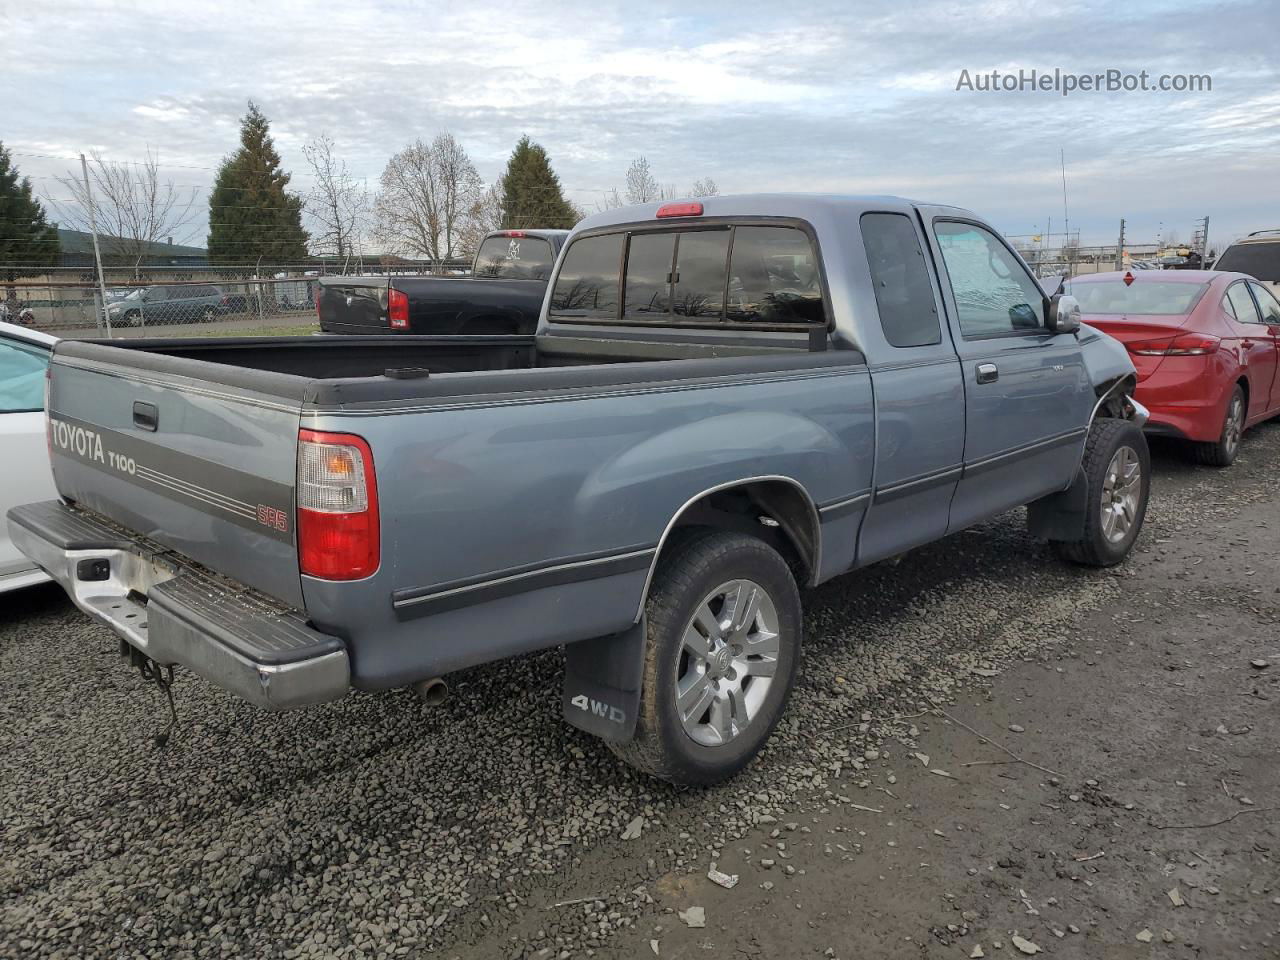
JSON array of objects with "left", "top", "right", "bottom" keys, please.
[
  {"left": 297, "top": 429, "right": 379, "bottom": 580},
  {"left": 314, "top": 288, "right": 322, "bottom": 322},
  {"left": 656, "top": 202, "right": 703, "bottom": 219},
  {"left": 388, "top": 287, "right": 409, "bottom": 330},
  {"left": 1129, "top": 333, "right": 1220, "bottom": 356}
]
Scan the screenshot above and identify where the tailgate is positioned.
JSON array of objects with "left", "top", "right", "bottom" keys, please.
[
  {"left": 318, "top": 277, "right": 389, "bottom": 334},
  {"left": 46, "top": 344, "right": 305, "bottom": 607}
]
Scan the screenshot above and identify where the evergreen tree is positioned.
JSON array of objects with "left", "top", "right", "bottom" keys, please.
[
  {"left": 207, "top": 102, "right": 308, "bottom": 265},
  {"left": 499, "top": 135, "right": 577, "bottom": 230},
  {"left": 0, "top": 143, "right": 60, "bottom": 283}
]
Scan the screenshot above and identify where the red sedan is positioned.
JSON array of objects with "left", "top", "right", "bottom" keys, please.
[{"left": 1067, "top": 270, "right": 1280, "bottom": 465}]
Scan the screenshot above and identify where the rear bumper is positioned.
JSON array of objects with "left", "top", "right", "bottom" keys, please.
[{"left": 6, "top": 500, "right": 349, "bottom": 710}]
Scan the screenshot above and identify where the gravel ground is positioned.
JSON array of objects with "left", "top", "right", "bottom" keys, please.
[{"left": 2, "top": 424, "right": 1278, "bottom": 959}]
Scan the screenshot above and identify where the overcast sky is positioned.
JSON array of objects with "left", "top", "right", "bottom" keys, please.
[{"left": 3, "top": 0, "right": 1276, "bottom": 249}]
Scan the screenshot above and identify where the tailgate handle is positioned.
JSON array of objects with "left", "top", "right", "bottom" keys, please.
[{"left": 132, "top": 401, "right": 159, "bottom": 432}]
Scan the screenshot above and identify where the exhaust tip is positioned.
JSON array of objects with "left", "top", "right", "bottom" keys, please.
[{"left": 412, "top": 677, "right": 448, "bottom": 706}]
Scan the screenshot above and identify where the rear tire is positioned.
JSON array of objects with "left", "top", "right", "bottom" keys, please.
[
  {"left": 1193, "top": 385, "right": 1245, "bottom": 467},
  {"left": 608, "top": 530, "right": 802, "bottom": 786},
  {"left": 1051, "top": 418, "right": 1150, "bottom": 567}
]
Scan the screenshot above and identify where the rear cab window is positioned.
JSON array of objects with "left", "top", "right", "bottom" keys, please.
[
  {"left": 475, "top": 233, "right": 556, "bottom": 280},
  {"left": 550, "top": 221, "right": 826, "bottom": 329}
]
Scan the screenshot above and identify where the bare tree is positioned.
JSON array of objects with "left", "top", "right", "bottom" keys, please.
[
  {"left": 303, "top": 134, "right": 367, "bottom": 260},
  {"left": 458, "top": 184, "right": 506, "bottom": 259},
  {"left": 625, "top": 157, "right": 660, "bottom": 204},
  {"left": 55, "top": 149, "right": 198, "bottom": 278},
  {"left": 690, "top": 177, "right": 720, "bottom": 197},
  {"left": 375, "top": 133, "right": 483, "bottom": 267}
]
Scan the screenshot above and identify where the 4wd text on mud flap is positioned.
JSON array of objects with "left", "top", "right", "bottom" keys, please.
[{"left": 570, "top": 694, "right": 625, "bottom": 726}]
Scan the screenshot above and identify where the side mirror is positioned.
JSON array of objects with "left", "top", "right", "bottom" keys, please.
[{"left": 1047, "top": 293, "right": 1082, "bottom": 334}]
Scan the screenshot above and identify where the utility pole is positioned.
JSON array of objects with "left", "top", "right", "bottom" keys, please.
[
  {"left": 79, "top": 153, "right": 112, "bottom": 335},
  {"left": 1116, "top": 219, "right": 1126, "bottom": 271},
  {"left": 1191, "top": 216, "right": 1210, "bottom": 267}
]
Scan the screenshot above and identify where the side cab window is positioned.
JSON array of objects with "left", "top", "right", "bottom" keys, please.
[
  {"left": 933, "top": 221, "right": 1045, "bottom": 338},
  {"left": 859, "top": 212, "right": 941, "bottom": 347}
]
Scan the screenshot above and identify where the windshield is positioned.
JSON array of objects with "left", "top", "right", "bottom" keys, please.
[
  {"left": 1214, "top": 240, "right": 1280, "bottom": 281},
  {"left": 1066, "top": 279, "right": 1209, "bottom": 316},
  {"left": 474, "top": 234, "right": 555, "bottom": 280}
]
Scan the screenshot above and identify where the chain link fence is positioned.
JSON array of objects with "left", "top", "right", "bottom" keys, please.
[{"left": 1, "top": 260, "right": 471, "bottom": 339}]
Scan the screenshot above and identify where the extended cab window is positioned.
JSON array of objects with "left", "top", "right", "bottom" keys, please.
[
  {"left": 934, "top": 221, "right": 1044, "bottom": 338},
  {"left": 474, "top": 234, "right": 555, "bottom": 280},
  {"left": 549, "top": 233, "right": 623, "bottom": 318},
  {"left": 860, "top": 213, "right": 941, "bottom": 347}
]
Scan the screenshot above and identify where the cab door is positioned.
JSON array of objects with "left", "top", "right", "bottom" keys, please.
[
  {"left": 855, "top": 210, "right": 965, "bottom": 565},
  {"left": 921, "top": 214, "right": 1093, "bottom": 532}
]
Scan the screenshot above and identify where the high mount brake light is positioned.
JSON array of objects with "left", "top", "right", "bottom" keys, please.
[
  {"left": 297, "top": 429, "right": 380, "bottom": 580},
  {"left": 1129, "top": 333, "right": 1220, "bottom": 356},
  {"left": 388, "top": 287, "right": 409, "bottom": 330},
  {"left": 656, "top": 202, "right": 703, "bottom": 219},
  {"left": 504, "top": 230, "right": 526, "bottom": 238}
]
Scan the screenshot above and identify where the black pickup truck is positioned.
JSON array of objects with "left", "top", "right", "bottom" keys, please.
[{"left": 318, "top": 229, "right": 569, "bottom": 336}]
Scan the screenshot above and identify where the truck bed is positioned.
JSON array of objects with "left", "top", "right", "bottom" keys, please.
[{"left": 43, "top": 332, "right": 865, "bottom": 613}]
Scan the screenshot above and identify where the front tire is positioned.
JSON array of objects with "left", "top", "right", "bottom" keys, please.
[
  {"left": 609, "top": 530, "right": 802, "bottom": 786},
  {"left": 1194, "top": 385, "right": 1245, "bottom": 467},
  {"left": 1052, "top": 418, "right": 1150, "bottom": 567}
]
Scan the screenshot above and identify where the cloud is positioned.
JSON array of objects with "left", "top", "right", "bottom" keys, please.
[{"left": 3, "top": 0, "right": 1276, "bottom": 246}]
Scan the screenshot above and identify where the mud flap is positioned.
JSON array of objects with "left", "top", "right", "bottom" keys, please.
[
  {"left": 562, "top": 619, "right": 645, "bottom": 743},
  {"left": 1027, "top": 466, "right": 1089, "bottom": 541}
]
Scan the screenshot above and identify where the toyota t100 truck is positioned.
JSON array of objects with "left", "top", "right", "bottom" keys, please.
[{"left": 9, "top": 194, "right": 1149, "bottom": 785}]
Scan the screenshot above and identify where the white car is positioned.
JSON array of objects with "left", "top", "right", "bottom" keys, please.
[{"left": 0, "top": 322, "right": 57, "bottom": 593}]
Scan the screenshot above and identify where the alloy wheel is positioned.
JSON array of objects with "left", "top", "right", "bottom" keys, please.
[
  {"left": 1100, "top": 445, "right": 1142, "bottom": 543},
  {"left": 674, "top": 579, "right": 781, "bottom": 747}
]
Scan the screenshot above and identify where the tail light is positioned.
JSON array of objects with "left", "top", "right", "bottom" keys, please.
[
  {"left": 297, "top": 429, "right": 379, "bottom": 580},
  {"left": 314, "top": 288, "right": 322, "bottom": 322},
  {"left": 1129, "top": 333, "right": 1220, "bottom": 356},
  {"left": 388, "top": 288, "right": 409, "bottom": 330}
]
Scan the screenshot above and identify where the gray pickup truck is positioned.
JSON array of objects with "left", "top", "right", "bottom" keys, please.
[{"left": 8, "top": 194, "right": 1150, "bottom": 785}]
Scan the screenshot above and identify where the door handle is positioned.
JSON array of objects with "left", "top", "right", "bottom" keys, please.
[
  {"left": 1242, "top": 339, "right": 1256, "bottom": 348},
  {"left": 976, "top": 362, "right": 999, "bottom": 384},
  {"left": 132, "top": 401, "right": 158, "bottom": 431}
]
